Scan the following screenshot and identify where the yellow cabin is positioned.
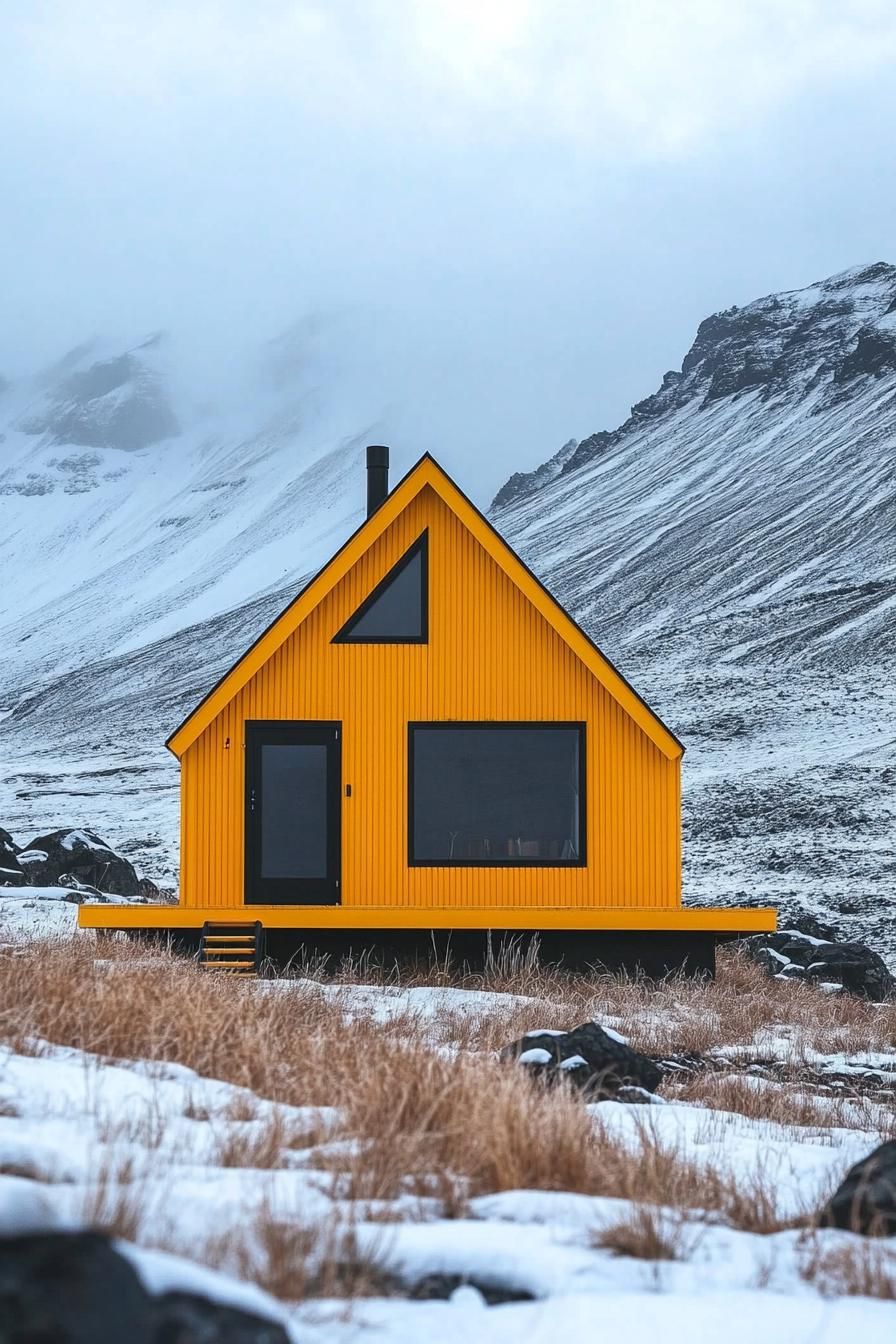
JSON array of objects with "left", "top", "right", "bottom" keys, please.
[{"left": 79, "top": 449, "right": 775, "bottom": 971}]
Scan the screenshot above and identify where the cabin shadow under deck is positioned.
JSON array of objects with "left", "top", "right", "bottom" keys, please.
[{"left": 80, "top": 903, "right": 776, "bottom": 978}]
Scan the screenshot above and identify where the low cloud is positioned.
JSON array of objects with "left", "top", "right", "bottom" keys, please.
[{"left": 3, "top": 1, "right": 895, "bottom": 496}]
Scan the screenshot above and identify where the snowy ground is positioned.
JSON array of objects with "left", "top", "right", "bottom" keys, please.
[
  {"left": 2, "top": 928, "right": 896, "bottom": 1340},
  {"left": 3, "top": 1029, "right": 896, "bottom": 1341},
  {"left": 5, "top": 1021, "right": 896, "bottom": 1338},
  {"left": 0, "top": 886, "right": 149, "bottom": 942}
]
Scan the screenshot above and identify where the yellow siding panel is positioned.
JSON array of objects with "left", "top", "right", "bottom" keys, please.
[{"left": 180, "top": 486, "right": 681, "bottom": 914}]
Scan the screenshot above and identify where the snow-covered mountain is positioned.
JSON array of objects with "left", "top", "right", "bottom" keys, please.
[
  {"left": 0, "top": 329, "right": 374, "bottom": 881},
  {"left": 492, "top": 263, "right": 896, "bottom": 951},
  {"left": 1, "top": 265, "right": 893, "bottom": 951},
  {"left": 0, "top": 331, "right": 374, "bottom": 691}
]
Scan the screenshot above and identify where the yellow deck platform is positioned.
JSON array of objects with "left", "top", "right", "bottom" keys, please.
[{"left": 77, "top": 904, "right": 777, "bottom": 934}]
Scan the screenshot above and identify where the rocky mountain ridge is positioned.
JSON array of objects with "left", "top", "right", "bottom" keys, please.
[{"left": 496, "top": 262, "right": 896, "bottom": 506}]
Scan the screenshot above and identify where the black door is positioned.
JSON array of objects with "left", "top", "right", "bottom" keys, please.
[{"left": 245, "top": 722, "right": 341, "bottom": 904}]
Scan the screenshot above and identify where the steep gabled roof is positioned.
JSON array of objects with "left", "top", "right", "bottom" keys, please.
[{"left": 166, "top": 454, "right": 683, "bottom": 760}]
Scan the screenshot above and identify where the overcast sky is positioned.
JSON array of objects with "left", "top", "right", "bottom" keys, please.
[{"left": 4, "top": 1, "right": 896, "bottom": 499}]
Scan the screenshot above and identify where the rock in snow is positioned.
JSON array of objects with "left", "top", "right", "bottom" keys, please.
[
  {"left": 0, "top": 1231, "right": 150, "bottom": 1344},
  {"left": 818, "top": 1141, "right": 896, "bottom": 1236},
  {"left": 741, "top": 930, "right": 895, "bottom": 1002},
  {"left": 11, "top": 827, "right": 145, "bottom": 898},
  {"left": 0, "top": 1231, "right": 290, "bottom": 1344},
  {"left": 0, "top": 827, "right": 26, "bottom": 887},
  {"left": 501, "top": 1021, "right": 663, "bottom": 1098}
]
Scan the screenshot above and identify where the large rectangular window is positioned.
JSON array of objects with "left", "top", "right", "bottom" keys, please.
[{"left": 409, "top": 723, "right": 585, "bottom": 865}]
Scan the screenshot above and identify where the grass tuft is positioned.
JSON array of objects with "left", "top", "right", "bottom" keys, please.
[
  {"left": 592, "top": 1205, "right": 687, "bottom": 1261},
  {"left": 799, "top": 1235, "right": 896, "bottom": 1300}
]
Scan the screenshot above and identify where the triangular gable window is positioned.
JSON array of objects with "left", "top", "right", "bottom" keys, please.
[{"left": 332, "top": 531, "right": 428, "bottom": 643}]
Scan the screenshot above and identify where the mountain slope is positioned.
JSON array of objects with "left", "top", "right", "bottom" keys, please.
[
  {"left": 491, "top": 263, "right": 896, "bottom": 951},
  {"left": 0, "top": 333, "right": 369, "bottom": 695}
]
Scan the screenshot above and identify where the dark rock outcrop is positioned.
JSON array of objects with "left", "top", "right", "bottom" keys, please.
[
  {"left": 834, "top": 326, "right": 896, "bottom": 383},
  {"left": 0, "top": 1231, "right": 290, "bottom": 1343},
  {"left": 409, "top": 1272, "right": 535, "bottom": 1304},
  {"left": 800, "top": 943, "right": 895, "bottom": 1002},
  {"left": 16, "top": 828, "right": 142, "bottom": 897},
  {"left": 774, "top": 905, "right": 843, "bottom": 943},
  {"left": 0, "top": 1231, "right": 152, "bottom": 1344},
  {"left": 0, "top": 827, "right": 26, "bottom": 886},
  {"left": 19, "top": 346, "right": 179, "bottom": 452},
  {"left": 740, "top": 929, "right": 894, "bottom": 1002},
  {"left": 152, "top": 1291, "right": 291, "bottom": 1343},
  {"left": 492, "top": 261, "right": 896, "bottom": 510},
  {"left": 559, "top": 430, "right": 614, "bottom": 477},
  {"left": 818, "top": 1141, "right": 896, "bottom": 1236},
  {"left": 501, "top": 1021, "right": 663, "bottom": 1099},
  {"left": 491, "top": 438, "right": 579, "bottom": 509}
]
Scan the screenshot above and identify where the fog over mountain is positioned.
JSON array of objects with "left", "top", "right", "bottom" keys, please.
[{"left": 5, "top": 4, "right": 896, "bottom": 497}]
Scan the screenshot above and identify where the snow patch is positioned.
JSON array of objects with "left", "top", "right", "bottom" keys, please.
[{"left": 518, "top": 1048, "right": 553, "bottom": 1066}]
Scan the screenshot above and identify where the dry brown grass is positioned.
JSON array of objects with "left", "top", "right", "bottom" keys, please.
[
  {"left": 592, "top": 1204, "right": 686, "bottom": 1261},
  {"left": 668, "top": 1072, "right": 896, "bottom": 1136},
  {"left": 0, "top": 938, "right": 404, "bottom": 1109},
  {"left": 3, "top": 938, "right": 895, "bottom": 1074},
  {"left": 799, "top": 1235, "right": 896, "bottom": 1300},
  {"left": 1, "top": 932, "right": 891, "bottom": 1298},
  {"left": 327, "top": 1067, "right": 805, "bottom": 1234},
  {"left": 205, "top": 1201, "right": 397, "bottom": 1303},
  {"left": 213, "top": 1107, "right": 333, "bottom": 1169},
  {"left": 586, "top": 1113, "right": 808, "bottom": 1234},
  {"left": 331, "top": 1046, "right": 599, "bottom": 1201},
  {"left": 295, "top": 941, "right": 896, "bottom": 1059},
  {"left": 1, "top": 939, "right": 889, "bottom": 1173},
  {"left": 0, "top": 1160, "right": 55, "bottom": 1182},
  {"left": 81, "top": 1153, "right": 147, "bottom": 1241}
]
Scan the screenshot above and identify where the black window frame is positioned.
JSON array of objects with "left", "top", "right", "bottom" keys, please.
[
  {"left": 332, "top": 530, "right": 428, "bottom": 644},
  {"left": 407, "top": 721, "right": 587, "bottom": 868}
]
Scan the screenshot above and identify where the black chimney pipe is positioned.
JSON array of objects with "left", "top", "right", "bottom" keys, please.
[{"left": 366, "top": 444, "right": 389, "bottom": 517}]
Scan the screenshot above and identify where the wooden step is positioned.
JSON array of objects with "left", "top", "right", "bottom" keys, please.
[{"left": 199, "top": 919, "right": 263, "bottom": 978}]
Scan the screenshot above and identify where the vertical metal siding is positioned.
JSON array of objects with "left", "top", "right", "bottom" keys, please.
[{"left": 180, "top": 486, "right": 681, "bottom": 911}]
